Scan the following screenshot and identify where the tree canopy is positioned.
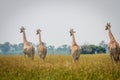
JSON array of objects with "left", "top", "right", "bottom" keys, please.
[{"left": 0, "top": 41, "right": 107, "bottom": 55}]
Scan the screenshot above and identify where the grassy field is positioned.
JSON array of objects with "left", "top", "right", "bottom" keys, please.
[{"left": 0, "top": 54, "right": 120, "bottom": 80}]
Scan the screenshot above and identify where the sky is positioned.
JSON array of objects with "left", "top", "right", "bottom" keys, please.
[{"left": 0, "top": 0, "right": 120, "bottom": 47}]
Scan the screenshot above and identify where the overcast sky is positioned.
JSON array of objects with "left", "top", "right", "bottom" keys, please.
[{"left": 0, "top": 0, "right": 120, "bottom": 47}]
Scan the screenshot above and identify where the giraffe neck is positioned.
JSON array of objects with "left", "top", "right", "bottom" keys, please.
[
  {"left": 23, "top": 31, "right": 27, "bottom": 43},
  {"left": 39, "top": 33, "right": 42, "bottom": 44},
  {"left": 108, "top": 28, "right": 116, "bottom": 41},
  {"left": 72, "top": 34, "right": 77, "bottom": 45}
]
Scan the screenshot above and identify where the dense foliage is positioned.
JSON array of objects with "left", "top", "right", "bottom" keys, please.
[{"left": 0, "top": 41, "right": 108, "bottom": 55}]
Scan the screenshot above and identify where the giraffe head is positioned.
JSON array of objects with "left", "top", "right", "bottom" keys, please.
[
  {"left": 20, "top": 27, "right": 25, "bottom": 33},
  {"left": 36, "top": 29, "right": 42, "bottom": 35},
  {"left": 70, "top": 29, "right": 75, "bottom": 36},
  {"left": 105, "top": 23, "right": 111, "bottom": 30}
]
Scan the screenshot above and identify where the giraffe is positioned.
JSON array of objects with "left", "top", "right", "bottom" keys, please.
[
  {"left": 20, "top": 27, "right": 35, "bottom": 60},
  {"left": 70, "top": 29, "right": 80, "bottom": 62},
  {"left": 105, "top": 23, "right": 120, "bottom": 63},
  {"left": 36, "top": 29, "right": 47, "bottom": 60}
]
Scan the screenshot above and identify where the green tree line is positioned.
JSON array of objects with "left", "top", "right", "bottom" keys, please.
[{"left": 0, "top": 41, "right": 107, "bottom": 55}]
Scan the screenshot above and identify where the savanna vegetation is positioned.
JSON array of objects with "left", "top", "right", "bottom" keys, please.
[
  {"left": 0, "top": 54, "right": 120, "bottom": 80},
  {"left": 0, "top": 41, "right": 107, "bottom": 55}
]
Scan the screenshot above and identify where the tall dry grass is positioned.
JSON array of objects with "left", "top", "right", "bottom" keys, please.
[{"left": 0, "top": 54, "right": 120, "bottom": 80}]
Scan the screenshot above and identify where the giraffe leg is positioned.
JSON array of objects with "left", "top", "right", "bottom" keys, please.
[
  {"left": 32, "top": 52, "right": 35, "bottom": 60},
  {"left": 31, "top": 55, "right": 34, "bottom": 60},
  {"left": 24, "top": 53, "right": 26, "bottom": 58},
  {"left": 112, "top": 48, "right": 119, "bottom": 63},
  {"left": 110, "top": 53, "right": 114, "bottom": 64},
  {"left": 115, "top": 48, "right": 119, "bottom": 63},
  {"left": 118, "top": 55, "right": 120, "bottom": 62},
  {"left": 72, "top": 59, "right": 76, "bottom": 63},
  {"left": 117, "top": 48, "right": 120, "bottom": 62},
  {"left": 30, "top": 53, "right": 34, "bottom": 60},
  {"left": 72, "top": 53, "right": 76, "bottom": 63},
  {"left": 39, "top": 53, "right": 44, "bottom": 61},
  {"left": 42, "top": 53, "right": 45, "bottom": 61},
  {"left": 116, "top": 56, "right": 119, "bottom": 63}
]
